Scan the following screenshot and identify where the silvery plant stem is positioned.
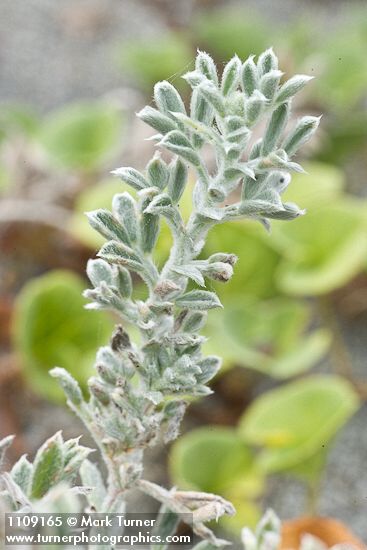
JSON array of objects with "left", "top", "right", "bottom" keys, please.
[{"left": 1, "top": 48, "right": 319, "bottom": 548}]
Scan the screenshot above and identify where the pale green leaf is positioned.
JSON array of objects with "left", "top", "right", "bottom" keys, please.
[
  {"left": 31, "top": 433, "right": 64, "bottom": 499},
  {"left": 238, "top": 375, "right": 360, "bottom": 472},
  {"left": 274, "top": 199, "right": 367, "bottom": 295},
  {"left": 38, "top": 102, "right": 122, "bottom": 171},
  {"left": 13, "top": 271, "right": 113, "bottom": 402}
]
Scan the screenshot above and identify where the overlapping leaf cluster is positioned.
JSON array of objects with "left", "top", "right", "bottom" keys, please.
[
  {"left": 1, "top": 49, "right": 319, "bottom": 547},
  {"left": 0, "top": 433, "right": 92, "bottom": 511}
]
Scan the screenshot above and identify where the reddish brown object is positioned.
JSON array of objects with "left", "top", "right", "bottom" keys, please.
[
  {"left": 0, "top": 354, "right": 26, "bottom": 457},
  {"left": 281, "top": 517, "right": 365, "bottom": 549},
  {"left": 0, "top": 295, "right": 12, "bottom": 347}
]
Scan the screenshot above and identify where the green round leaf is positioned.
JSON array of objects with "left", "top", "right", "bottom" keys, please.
[
  {"left": 203, "top": 298, "right": 329, "bottom": 378},
  {"left": 279, "top": 162, "right": 344, "bottom": 211},
  {"left": 170, "top": 426, "right": 257, "bottom": 495},
  {"left": 170, "top": 427, "right": 263, "bottom": 533},
  {"left": 13, "top": 270, "right": 114, "bottom": 402},
  {"left": 204, "top": 222, "right": 281, "bottom": 300},
  {"left": 38, "top": 102, "right": 123, "bottom": 171},
  {"left": 274, "top": 199, "right": 367, "bottom": 295},
  {"left": 266, "top": 329, "right": 331, "bottom": 379},
  {"left": 239, "top": 374, "right": 360, "bottom": 472}
]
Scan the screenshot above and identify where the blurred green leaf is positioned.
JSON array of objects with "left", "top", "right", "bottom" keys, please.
[
  {"left": 38, "top": 102, "right": 123, "bottom": 171},
  {"left": 13, "top": 270, "right": 114, "bottom": 402},
  {"left": 238, "top": 375, "right": 359, "bottom": 473},
  {"left": 225, "top": 299, "right": 307, "bottom": 351},
  {"left": 119, "top": 33, "right": 193, "bottom": 93},
  {"left": 204, "top": 222, "right": 281, "bottom": 300},
  {"left": 170, "top": 426, "right": 262, "bottom": 531},
  {"left": 280, "top": 162, "right": 344, "bottom": 210},
  {"left": 314, "top": 11, "right": 367, "bottom": 109},
  {"left": 273, "top": 199, "right": 367, "bottom": 295},
  {"left": 316, "top": 114, "right": 367, "bottom": 165},
  {"left": 0, "top": 104, "right": 40, "bottom": 142},
  {"left": 170, "top": 426, "right": 256, "bottom": 493},
  {"left": 193, "top": 9, "right": 269, "bottom": 62},
  {"left": 266, "top": 329, "right": 331, "bottom": 378},
  {"left": 203, "top": 298, "right": 329, "bottom": 378},
  {"left": 286, "top": 445, "right": 329, "bottom": 483}
]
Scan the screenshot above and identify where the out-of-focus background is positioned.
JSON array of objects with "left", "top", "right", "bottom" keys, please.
[{"left": 1, "top": 0, "right": 367, "bottom": 542}]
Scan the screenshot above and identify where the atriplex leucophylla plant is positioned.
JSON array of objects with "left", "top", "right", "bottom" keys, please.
[{"left": 1, "top": 49, "right": 320, "bottom": 547}]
